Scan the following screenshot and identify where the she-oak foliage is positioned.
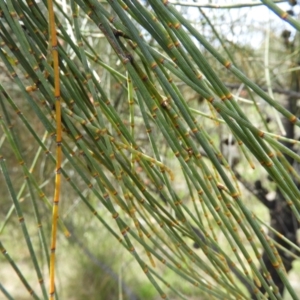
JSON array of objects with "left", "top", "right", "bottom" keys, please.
[{"left": 1, "top": 0, "right": 300, "bottom": 299}]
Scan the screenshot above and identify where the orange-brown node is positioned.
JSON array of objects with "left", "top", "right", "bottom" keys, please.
[
  {"left": 167, "top": 43, "right": 174, "bottom": 50},
  {"left": 195, "top": 153, "right": 201, "bottom": 159},
  {"left": 222, "top": 209, "right": 230, "bottom": 217},
  {"left": 198, "top": 189, "right": 203, "bottom": 195},
  {"left": 18, "top": 216, "right": 24, "bottom": 223},
  {"left": 150, "top": 62, "right": 157, "bottom": 70},
  {"left": 121, "top": 228, "right": 128, "bottom": 236},
  {"left": 152, "top": 105, "right": 158, "bottom": 113},
  {"left": 169, "top": 221, "right": 176, "bottom": 227},
  {"left": 88, "top": 183, "right": 93, "bottom": 188},
  {"left": 231, "top": 192, "right": 239, "bottom": 199},
  {"left": 11, "top": 72, "right": 17, "bottom": 78},
  {"left": 160, "top": 166, "right": 166, "bottom": 174},
  {"left": 10, "top": 12, "right": 17, "bottom": 18},
  {"left": 184, "top": 155, "right": 190, "bottom": 162},
  {"left": 287, "top": 200, "right": 292, "bottom": 207},
  {"left": 18, "top": 159, "right": 24, "bottom": 166},
  {"left": 174, "top": 151, "right": 180, "bottom": 157},
  {"left": 220, "top": 95, "right": 226, "bottom": 101},
  {"left": 272, "top": 261, "right": 280, "bottom": 269},
  {"left": 195, "top": 73, "right": 203, "bottom": 80},
  {"left": 186, "top": 147, "right": 193, "bottom": 156},
  {"left": 161, "top": 99, "right": 169, "bottom": 108},
  {"left": 216, "top": 183, "right": 225, "bottom": 190},
  {"left": 214, "top": 205, "right": 221, "bottom": 212},
  {"left": 38, "top": 278, "right": 44, "bottom": 284},
  {"left": 87, "top": 10, "right": 93, "bottom": 17},
  {"left": 266, "top": 161, "right": 273, "bottom": 167},
  {"left": 174, "top": 41, "right": 180, "bottom": 48},
  {"left": 38, "top": 53, "right": 44, "bottom": 60},
  {"left": 281, "top": 12, "right": 288, "bottom": 19},
  {"left": 131, "top": 42, "right": 138, "bottom": 49},
  {"left": 264, "top": 272, "right": 272, "bottom": 281},
  {"left": 224, "top": 61, "right": 231, "bottom": 69},
  {"left": 113, "top": 212, "right": 119, "bottom": 219},
  {"left": 226, "top": 93, "right": 233, "bottom": 100},
  {"left": 247, "top": 236, "right": 253, "bottom": 242},
  {"left": 103, "top": 99, "right": 110, "bottom": 106},
  {"left": 216, "top": 220, "right": 222, "bottom": 226},
  {"left": 75, "top": 134, "right": 82, "bottom": 141},
  {"left": 258, "top": 131, "right": 264, "bottom": 138},
  {"left": 208, "top": 97, "right": 214, "bottom": 103},
  {"left": 174, "top": 23, "right": 181, "bottom": 29},
  {"left": 152, "top": 16, "right": 158, "bottom": 22},
  {"left": 92, "top": 172, "right": 99, "bottom": 178},
  {"left": 247, "top": 257, "right": 252, "bottom": 264},
  {"left": 23, "top": 71, "right": 32, "bottom": 80},
  {"left": 158, "top": 57, "right": 165, "bottom": 65},
  {"left": 206, "top": 175, "right": 212, "bottom": 181},
  {"left": 171, "top": 56, "right": 177, "bottom": 63},
  {"left": 121, "top": 56, "right": 130, "bottom": 65},
  {"left": 190, "top": 127, "right": 197, "bottom": 134},
  {"left": 289, "top": 115, "right": 297, "bottom": 124}
]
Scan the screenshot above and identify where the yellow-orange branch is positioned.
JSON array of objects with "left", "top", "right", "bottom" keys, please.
[{"left": 47, "top": 0, "right": 62, "bottom": 298}]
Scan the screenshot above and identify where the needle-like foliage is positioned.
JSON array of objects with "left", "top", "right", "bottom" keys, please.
[{"left": 1, "top": 0, "right": 300, "bottom": 299}]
